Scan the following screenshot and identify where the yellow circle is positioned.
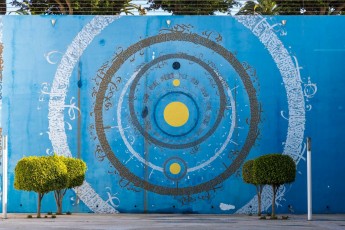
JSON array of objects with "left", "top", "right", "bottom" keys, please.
[
  {"left": 170, "top": 163, "right": 181, "bottom": 175},
  {"left": 173, "top": 79, "right": 180, "bottom": 87},
  {"left": 164, "top": 102, "right": 189, "bottom": 127}
]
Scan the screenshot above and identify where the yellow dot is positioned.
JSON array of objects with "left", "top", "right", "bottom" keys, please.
[
  {"left": 170, "top": 163, "right": 181, "bottom": 175},
  {"left": 173, "top": 79, "right": 180, "bottom": 87},
  {"left": 164, "top": 102, "right": 189, "bottom": 127}
]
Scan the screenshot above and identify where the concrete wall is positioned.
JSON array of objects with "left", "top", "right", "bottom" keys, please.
[{"left": 1, "top": 15, "right": 345, "bottom": 214}]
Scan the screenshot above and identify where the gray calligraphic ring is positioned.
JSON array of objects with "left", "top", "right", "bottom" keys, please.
[{"left": 94, "top": 32, "right": 260, "bottom": 195}]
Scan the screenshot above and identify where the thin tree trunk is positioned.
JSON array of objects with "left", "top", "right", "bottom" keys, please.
[
  {"left": 54, "top": 189, "right": 67, "bottom": 214},
  {"left": 65, "top": 0, "right": 73, "bottom": 14},
  {"left": 257, "top": 185, "right": 263, "bottom": 216},
  {"left": 54, "top": 0, "right": 67, "bottom": 14},
  {"left": 37, "top": 192, "right": 44, "bottom": 218},
  {"left": 271, "top": 185, "right": 276, "bottom": 218},
  {"left": 54, "top": 190, "right": 62, "bottom": 214},
  {"left": 59, "top": 197, "right": 63, "bottom": 214},
  {"left": 258, "top": 192, "right": 262, "bottom": 216}
]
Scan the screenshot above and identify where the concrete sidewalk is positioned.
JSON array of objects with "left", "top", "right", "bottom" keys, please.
[{"left": 1, "top": 214, "right": 345, "bottom": 230}]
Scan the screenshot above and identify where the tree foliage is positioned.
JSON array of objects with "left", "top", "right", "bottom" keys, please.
[
  {"left": 148, "top": 0, "right": 238, "bottom": 15},
  {"left": 237, "top": 0, "right": 345, "bottom": 15},
  {"left": 237, "top": 0, "right": 280, "bottom": 15},
  {"left": 10, "top": 0, "right": 146, "bottom": 15},
  {"left": 14, "top": 155, "right": 68, "bottom": 217},
  {"left": 275, "top": 0, "right": 345, "bottom": 15},
  {"left": 63, "top": 156, "right": 87, "bottom": 189},
  {"left": 54, "top": 156, "right": 87, "bottom": 214},
  {"left": 253, "top": 154, "right": 296, "bottom": 217},
  {"left": 242, "top": 160, "right": 255, "bottom": 184},
  {"left": 253, "top": 154, "right": 296, "bottom": 186}
]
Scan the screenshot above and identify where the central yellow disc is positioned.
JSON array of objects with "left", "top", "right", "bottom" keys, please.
[
  {"left": 164, "top": 102, "right": 189, "bottom": 127},
  {"left": 169, "top": 163, "right": 181, "bottom": 175}
]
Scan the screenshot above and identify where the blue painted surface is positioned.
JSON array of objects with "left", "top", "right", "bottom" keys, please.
[{"left": 0, "top": 16, "right": 345, "bottom": 214}]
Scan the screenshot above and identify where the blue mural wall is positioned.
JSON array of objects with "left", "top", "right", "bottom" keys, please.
[{"left": 1, "top": 15, "right": 345, "bottom": 214}]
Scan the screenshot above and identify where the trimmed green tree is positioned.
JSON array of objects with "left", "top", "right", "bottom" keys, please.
[
  {"left": 253, "top": 154, "right": 296, "bottom": 218},
  {"left": 14, "top": 156, "right": 68, "bottom": 217},
  {"left": 242, "top": 160, "right": 264, "bottom": 216},
  {"left": 53, "top": 156, "right": 87, "bottom": 215}
]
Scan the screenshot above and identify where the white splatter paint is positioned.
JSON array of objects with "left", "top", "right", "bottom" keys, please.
[
  {"left": 220, "top": 203, "right": 235, "bottom": 211},
  {"left": 45, "top": 50, "right": 62, "bottom": 65}
]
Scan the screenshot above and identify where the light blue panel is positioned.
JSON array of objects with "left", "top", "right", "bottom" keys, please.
[{"left": 1, "top": 15, "right": 345, "bottom": 214}]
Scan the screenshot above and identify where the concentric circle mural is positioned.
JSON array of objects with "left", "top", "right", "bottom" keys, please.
[
  {"left": 46, "top": 16, "right": 309, "bottom": 213},
  {"left": 93, "top": 31, "right": 259, "bottom": 196}
]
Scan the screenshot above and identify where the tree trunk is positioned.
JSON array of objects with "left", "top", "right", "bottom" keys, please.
[
  {"left": 258, "top": 192, "right": 262, "bottom": 216},
  {"left": 54, "top": 0, "right": 67, "bottom": 14},
  {"left": 58, "top": 198, "right": 63, "bottom": 215},
  {"left": 54, "top": 190, "right": 62, "bottom": 214},
  {"left": 37, "top": 192, "right": 44, "bottom": 218},
  {"left": 271, "top": 185, "right": 276, "bottom": 218},
  {"left": 256, "top": 185, "right": 263, "bottom": 216},
  {"left": 65, "top": 0, "right": 73, "bottom": 14},
  {"left": 54, "top": 189, "right": 67, "bottom": 214}
]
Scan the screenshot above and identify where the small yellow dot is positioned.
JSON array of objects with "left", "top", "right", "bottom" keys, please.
[
  {"left": 170, "top": 163, "right": 181, "bottom": 175},
  {"left": 173, "top": 79, "right": 180, "bottom": 87}
]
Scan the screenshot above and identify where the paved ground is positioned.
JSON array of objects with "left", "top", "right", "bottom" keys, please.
[{"left": 1, "top": 214, "right": 345, "bottom": 230}]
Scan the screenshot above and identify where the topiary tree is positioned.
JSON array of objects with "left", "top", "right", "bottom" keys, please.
[
  {"left": 14, "top": 156, "right": 68, "bottom": 217},
  {"left": 242, "top": 160, "right": 264, "bottom": 216},
  {"left": 53, "top": 156, "right": 87, "bottom": 215},
  {"left": 253, "top": 154, "right": 296, "bottom": 218}
]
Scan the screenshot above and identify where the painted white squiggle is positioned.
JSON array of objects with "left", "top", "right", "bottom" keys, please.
[
  {"left": 235, "top": 15, "right": 306, "bottom": 214},
  {"left": 48, "top": 16, "right": 120, "bottom": 213},
  {"left": 45, "top": 50, "right": 63, "bottom": 65}
]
